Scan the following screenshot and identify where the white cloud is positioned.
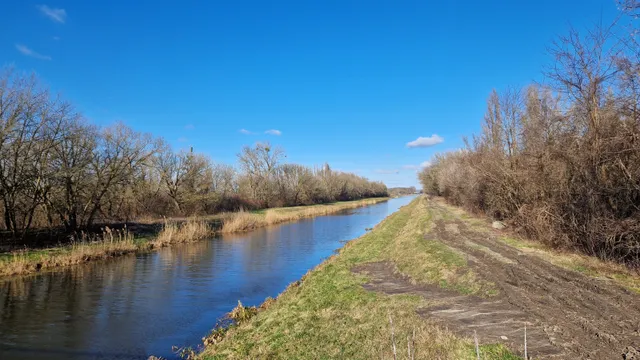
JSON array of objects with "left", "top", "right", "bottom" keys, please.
[
  {"left": 185, "top": 124, "right": 195, "bottom": 130},
  {"left": 265, "top": 129, "right": 282, "bottom": 136},
  {"left": 375, "top": 169, "right": 399, "bottom": 175},
  {"left": 37, "top": 5, "right": 67, "bottom": 23},
  {"left": 15, "top": 44, "right": 51, "bottom": 60},
  {"left": 400, "top": 162, "right": 431, "bottom": 173},
  {"left": 239, "top": 129, "right": 255, "bottom": 135},
  {"left": 177, "top": 137, "right": 188, "bottom": 143},
  {"left": 406, "top": 134, "right": 444, "bottom": 148}
]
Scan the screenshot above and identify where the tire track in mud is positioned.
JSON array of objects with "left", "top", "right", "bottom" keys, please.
[{"left": 353, "top": 201, "right": 640, "bottom": 359}]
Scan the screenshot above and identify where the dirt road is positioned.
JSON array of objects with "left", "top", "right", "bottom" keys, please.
[{"left": 354, "top": 200, "right": 640, "bottom": 359}]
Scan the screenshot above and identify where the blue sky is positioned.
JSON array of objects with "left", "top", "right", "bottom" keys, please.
[{"left": 1, "top": 1, "right": 619, "bottom": 188}]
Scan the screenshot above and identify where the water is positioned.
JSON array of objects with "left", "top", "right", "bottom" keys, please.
[{"left": 0, "top": 196, "right": 415, "bottom": 360}]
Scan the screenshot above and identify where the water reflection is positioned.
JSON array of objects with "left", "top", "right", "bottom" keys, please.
[{"left": 0, "top": 196, "right": 415, "bottom": 359}]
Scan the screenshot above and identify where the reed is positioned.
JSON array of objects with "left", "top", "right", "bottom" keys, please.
[
  {"left": 0, "top": 227, "right": 136, "bottom": 277},
  {"left": 153, "top": 219, "right": 212, "bottom": 247},
  {"left": 221, "top": 198, "right": 387, "bottom": 233},
  {"left": 220, "top": 211, "right": 266, "bottom": 233}
]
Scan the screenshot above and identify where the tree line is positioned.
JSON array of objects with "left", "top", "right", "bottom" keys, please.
[
  {"left": 420, "top": 3, "right": 640, "bottom": 266},
  {"left": 388, "top": 187, "right": 418, "bottom": 197},
  {"left": 0, "top": 69, "right": 387, "bottom": 242}
]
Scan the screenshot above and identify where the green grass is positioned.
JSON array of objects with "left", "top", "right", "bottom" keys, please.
[
  {"left": 478, "top": 344, "right": 523, "bottom": 360},
  {"left": 198, "top": 197, "right": 516, "bottom": 359}
]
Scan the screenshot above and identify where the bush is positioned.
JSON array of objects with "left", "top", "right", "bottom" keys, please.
[{"left": 420, "top": 12, "right": 640, "bottom": 266}]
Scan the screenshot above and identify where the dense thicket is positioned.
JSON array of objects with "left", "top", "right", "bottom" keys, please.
[
  {"left": 0, "top": 69, "right": 387, "bottom": 242},
  {"left": 420, "top": 5, "right": 640, "bottom": 266}
]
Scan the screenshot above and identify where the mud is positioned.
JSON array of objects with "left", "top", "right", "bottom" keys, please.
[{"left": 353, "top": 201, "right": 640, "bottom": 359}]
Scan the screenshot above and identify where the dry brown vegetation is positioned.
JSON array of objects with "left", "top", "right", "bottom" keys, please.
[
  {"left": 0, "top": 227, "right": 137, "bottom": 276},
  {"left": 0, "top": 220, "right": 215, "bottom": 277},
  {"left": 153, "top": 219, "right": 212, "bottom": 247},
  {"left": 388, "top": 186, "right": 418, "bottom": 197},
  {"left": 420, "top": 6, "right": 640, "bottom": 266},
  {"left": 221, "top": 198, "right": 387, "bottom": 233}
]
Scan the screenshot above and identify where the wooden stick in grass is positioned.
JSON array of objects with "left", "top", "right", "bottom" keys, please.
[
  {"left": 389, "top": 314, "right": 397, "bottom": 360},
  {"left": 412, "top": 328, "right": 415, "bottom": 360},
  {"left": 524, "top": 323, "right": 528, "bottom": 359},
  {"left": 407, "top": 336, "right": 411, "bottom": 360},
  {"left": 474, "top": 330, "right": 480, "bottom": 360}
]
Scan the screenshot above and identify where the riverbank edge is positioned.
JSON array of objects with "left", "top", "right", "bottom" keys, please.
[
  {"left": 0, "top": 197, "right": 389, "bottom": 278},
  {"left": 195, "top": 196, "right": 519, "bottom": 359},
  {"left": 196, "top": 195, "right": 640, "bottom": 359}
]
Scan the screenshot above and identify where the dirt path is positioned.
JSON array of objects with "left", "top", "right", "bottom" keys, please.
[{"left": 353, "top": 201, "right": 640, "bottom": 359}]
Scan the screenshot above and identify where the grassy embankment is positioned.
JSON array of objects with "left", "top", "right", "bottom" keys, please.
[
  {"left": 197, "top": 196, "right": 517, "bottom": 360},
  {"left": 0, "top": 198, "right": 387, "bottom": 277}
]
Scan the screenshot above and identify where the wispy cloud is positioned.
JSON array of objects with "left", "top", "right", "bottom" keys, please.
[
  {"left": 37, "top": 5, "right": 67, "bottom": 23},
  {"left": 15, "top": 44, "right": 51, "bottom": 60},
  {"left": 265, "top": 129, "right": 282, "bottom": 136},
  {"left": 185, "top": 124, "right": 195, "bottom": 130},
  {"left": 406, "top": 134, "right": 444, "bottom": 148},
  {"left": 52, "top": 36, "right": 60, "bottom": 41},
  {"left": 177, "top": 137, "right": 189, "bottom": 143},
  {"left": 401, "top": 161, "right": 432, "bottom": 172},
  {"left": 239, "top": 128, "right": 256, "bottom": 135},
  {"left": 375, "top": 169, "right": 400, "bottom": 175}
]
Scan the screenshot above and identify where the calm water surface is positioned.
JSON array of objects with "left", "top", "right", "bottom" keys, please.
[{"left": 0, "top": 196, "right": 415, "bottom": 359}]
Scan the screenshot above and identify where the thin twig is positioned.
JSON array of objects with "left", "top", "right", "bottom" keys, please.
[
  {"left": 412, "top": 328, "right": 416, "bottom": 360},
  {"left": 474, "top": 330, "right": 480, "bottom": 360},
  {"left": 524, "top": 323, "right": 528, "bottom": 359},
  {"left": 389, "top": 314, "right": 397, "bottom": 360},
  {"left": 407, "top": 336, "right": 411, "bottom": 360}
]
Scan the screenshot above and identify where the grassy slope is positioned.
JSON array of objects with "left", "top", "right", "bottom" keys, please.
[
  {"left": 0, "top": 198, "right": 387, "bottom": 277},
  {"left": 199, "top": 197, "right": 517, "bottom": 359}
]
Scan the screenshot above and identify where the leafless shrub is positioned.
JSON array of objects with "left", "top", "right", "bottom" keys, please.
[{"left": 420, "top": 10, "right": 640, "bottom": 266}]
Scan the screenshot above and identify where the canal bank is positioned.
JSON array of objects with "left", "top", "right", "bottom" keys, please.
[
  {"left": 196, "top": 195, "right": 515, "bottom": 360},
  {"left": 0, "top": 198, "right": 388, "bottom": 278},
  {"left": 0, "top": 196, "right": 411, "bottom": 360},
  {"left": 199, "top": 196, "right": 640, "bottom": 360}
]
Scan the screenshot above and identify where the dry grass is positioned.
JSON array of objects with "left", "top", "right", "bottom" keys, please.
[
  {"left": 153, "top": 219, "right": 212, "bottom": 247},
  {"left": 0, "top": 227, "right": 137, "bottom": 277},
  {"left": 219, "top": 211, "right": 265, "bottom": 233},
  {"left": 198, "top": 197, "right": 515, "bottom": 359},
  {"left": 221, "top": 198, "right": 387, "bottom": 233}
]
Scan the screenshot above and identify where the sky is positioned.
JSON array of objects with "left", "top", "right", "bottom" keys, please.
[{"left": 0, "top": 0, "right": 621, "bottom": 188}]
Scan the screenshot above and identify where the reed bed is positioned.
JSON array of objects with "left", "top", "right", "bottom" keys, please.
[
  {"left": 152, "top": 219, "right": 212, "bottom": 247},
  {"left": 0, "top": 227, "right": 137, "bottom": 277},
  {"left": 221, "top": 198, "right": 387, "bottom": 233}
]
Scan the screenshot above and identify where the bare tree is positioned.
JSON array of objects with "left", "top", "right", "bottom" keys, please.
[{"left": 237, "top": 142, "right": 285, "bottom": 207}]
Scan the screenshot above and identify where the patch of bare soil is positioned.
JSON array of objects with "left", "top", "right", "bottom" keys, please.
[{"left": 353, "top": 202, "right": 640, "bottom": 359}]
